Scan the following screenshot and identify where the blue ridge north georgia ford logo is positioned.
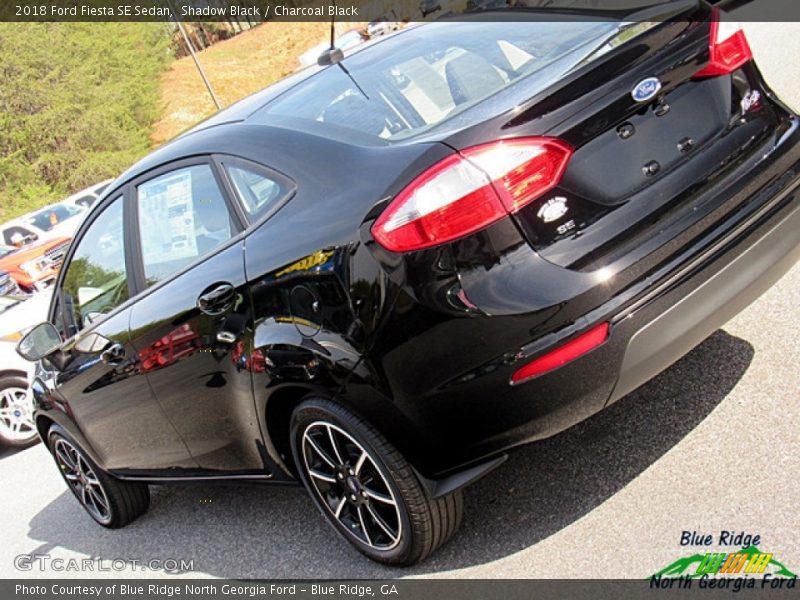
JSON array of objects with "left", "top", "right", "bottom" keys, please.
[{"left": 632, "top": 77, "right": 662, "bottom": 103}]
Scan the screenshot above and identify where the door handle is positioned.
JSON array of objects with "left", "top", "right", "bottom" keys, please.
[
  {"left": 197, "top": 283, "right": 236, "bottom": 316},
  {"left": 101, "top": 342, "right": 125, "bottom": 366}
]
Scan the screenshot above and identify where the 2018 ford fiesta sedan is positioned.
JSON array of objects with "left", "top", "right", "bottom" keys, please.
[{"left": 17, "top": 6, "right": 800, "bottom": 565}]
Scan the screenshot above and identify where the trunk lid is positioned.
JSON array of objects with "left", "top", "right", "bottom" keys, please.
[{"left": 490, "top": 8, "right": 789, "bottom": 271}]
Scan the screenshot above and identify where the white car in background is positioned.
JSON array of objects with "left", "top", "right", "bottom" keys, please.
[
  {"left": 0, "top": 180, "right": 111, "bottom": 248},
  {"left": 63, "top": 179, "right": 113, "bottom": 210},
  {"left": 0, "top": 291, "right": 51, "bottom": 447},
  {"left": 0, "top": 201, "right": 85, "bottom": 248},
  {"left": 367, "top": 18, "right": 401, "bottom": 38}
]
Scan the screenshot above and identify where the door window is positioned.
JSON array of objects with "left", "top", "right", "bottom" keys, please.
[
  {"left": 2, "top": 226, "right": 36, "bottom": 247},
  {"left": 136, "top": 164, "right": 235, "bottom": 287},
  {"left": 59, "top": 197, "right": 128, "bottom": 337}
]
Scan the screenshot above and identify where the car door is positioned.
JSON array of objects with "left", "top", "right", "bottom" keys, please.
[
  {"left": 126, "top": 159, "right": 267, "bottom": 475},
  {"left": 47, "top": 194, "right": 196, "bottom": 472}
]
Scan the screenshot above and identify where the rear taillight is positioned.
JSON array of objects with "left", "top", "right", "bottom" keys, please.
[
  {"left": 694, "top": 10, "right": 753, "bottom": 78},
  {"left": 372, "top": 137, "right": 572, "bottom": 252},
  {"left": 510, "top": 322, "right": 610, "bottom": 385}
]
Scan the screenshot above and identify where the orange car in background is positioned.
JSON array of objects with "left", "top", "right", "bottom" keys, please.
[{"left": 0, "top": 237, "right": 70, "bottom": 293}]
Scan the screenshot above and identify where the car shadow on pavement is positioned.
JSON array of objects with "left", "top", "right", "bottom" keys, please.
[
  {"left": 0, "top": 444, "right": 35, "bottom": 461},
  {"left": 0, "top": 447, "right": 19, "bottom": 461},
  {"left": 25, "top": 329, "right": 753, "bottom": 578}
]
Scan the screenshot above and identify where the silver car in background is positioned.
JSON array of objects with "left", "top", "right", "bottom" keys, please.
[{"left": 0, "top": 292, "right": 51, "bottom": 447}]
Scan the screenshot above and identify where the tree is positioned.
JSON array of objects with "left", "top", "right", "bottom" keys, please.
[{"left": 0, "top": 23, "right": 172, "bottom": 221}]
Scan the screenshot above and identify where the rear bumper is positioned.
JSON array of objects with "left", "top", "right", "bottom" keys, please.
[
  {"left": 419, "top": 171, "right": 799, "bottom": 477},
  {"left": 609, "top": 191, "right": 800, "bottom": 404}
]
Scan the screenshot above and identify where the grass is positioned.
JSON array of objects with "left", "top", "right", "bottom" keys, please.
[
  {"left": 0, "top": 22, "right": 171, "bottom": 222},
  {"left": 152, "top": 21, "right": 363, "bottom": 145}
]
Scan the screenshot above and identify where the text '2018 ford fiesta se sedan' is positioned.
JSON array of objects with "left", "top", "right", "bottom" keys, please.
[{"left": 17, "top": 5, "right": 800, "bottom": 565}]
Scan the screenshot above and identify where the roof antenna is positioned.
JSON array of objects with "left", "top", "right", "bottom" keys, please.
[
  {"left": 316, "top": 6, "right": 369, "bottom": 100},
  {"left": 317, "top": 13, "right": 343, "bottom": 66}
]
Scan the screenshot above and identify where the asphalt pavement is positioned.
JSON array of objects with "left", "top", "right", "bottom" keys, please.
[{"left": 0, "top": 21, "right": 798, "bottom": 580}]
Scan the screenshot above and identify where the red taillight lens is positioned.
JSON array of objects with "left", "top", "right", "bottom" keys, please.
[
  {"left": 510, "top": 322, "right": 610, "bottom": 385},
  {"left": 372, "top": 137, "right": 572, "bottom": 252},
  {"left": 694, "top": 10, "right": 753, "bottom": 78}
]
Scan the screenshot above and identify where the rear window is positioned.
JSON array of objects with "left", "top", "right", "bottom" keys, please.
[
  {"left": 259, "top": 19, "right": 617, "bottom": 141},
  {"left": 26, "top": 203, "right": 83, "bottom": 232}
]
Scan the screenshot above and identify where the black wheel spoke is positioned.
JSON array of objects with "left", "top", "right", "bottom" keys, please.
[
  {"left": 55, "top": 444, "right": 77, "bottom": 471},
  {"left": 354, "top": 451, "right": 367, "bottom": 475},
  {"left": 366, "top": 503, "right": 399, "bottom": 543},
  {"left": 304, "top": 433, "right": 337, "bottom": 469},
  {"left": 334, "top": 495, "right": 347, "bottom": 518},
  {"left": 363, "top": 486, "right": 395, "bottom": 506},
  {"left": 89, "top": 486, "right": 109, "bottom": 513},
  {"left": 357, "top": 505, "right": 372, "bottom": 545},
  {"left": 309, "top": 468, "right": 337, "bottom": 483},
  {"left": 326, "top": 425, "right": 345, "bottom": 464}
]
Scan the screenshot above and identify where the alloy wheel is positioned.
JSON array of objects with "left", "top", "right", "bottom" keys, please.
[
  {"left": 0, "top": 386, "right": 35, "bottom": 443},
  {"left": 301, "top": 421, "right": 402, "bottom": 550},
  {"left": 52, "top": 437, "right": 111, "bottom": 524}
]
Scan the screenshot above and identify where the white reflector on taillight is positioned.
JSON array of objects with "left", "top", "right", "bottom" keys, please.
[{"left": 372, "top": 137, "right": 572, "bottom": 253}]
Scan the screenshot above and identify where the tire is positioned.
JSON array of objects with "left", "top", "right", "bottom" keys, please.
[
  {"left": 290, "top": 398, "right": 463, "bottom": 566},
  {"left": 47, "top": 425, "right": 150, "bottom": 528},
  {"left": 0, "top": 375, "right": 38, "bottom": 448}
]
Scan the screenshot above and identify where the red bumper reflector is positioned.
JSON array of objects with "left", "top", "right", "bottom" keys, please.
[{"left": 510, "top": 322, "right": 610, "bottom": 385}]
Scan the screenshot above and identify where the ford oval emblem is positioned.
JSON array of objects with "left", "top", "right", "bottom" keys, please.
[{"left": 631, "top": 77, "right": 662, "bottom": 103}]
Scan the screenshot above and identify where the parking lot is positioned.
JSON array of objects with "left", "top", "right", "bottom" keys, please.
[{"left": 1, "top": 21, "right": 798, "bottom": 580}]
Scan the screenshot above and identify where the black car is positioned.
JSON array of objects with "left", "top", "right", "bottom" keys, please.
[{"left": 18, "top": 7, "right": 800, "bottom": 566}]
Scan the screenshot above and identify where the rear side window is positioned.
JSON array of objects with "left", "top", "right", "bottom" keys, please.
[
  {"left": 136, "top": 164, "right": 236, "bottom": 287},
  {"left": 258, "top": 20, "right": 616, "bottom": 141},
  {"left": 223, "top": 162, "right": 291, "bottom": 220}
]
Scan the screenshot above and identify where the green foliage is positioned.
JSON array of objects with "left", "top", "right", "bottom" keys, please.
[{"left": 0, "top": 23, "right": 173, "bottom": 221}]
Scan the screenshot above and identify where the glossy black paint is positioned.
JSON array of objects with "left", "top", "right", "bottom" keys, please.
[{"left": 31, "top": 11, "right": 800, "bottom": 486}]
